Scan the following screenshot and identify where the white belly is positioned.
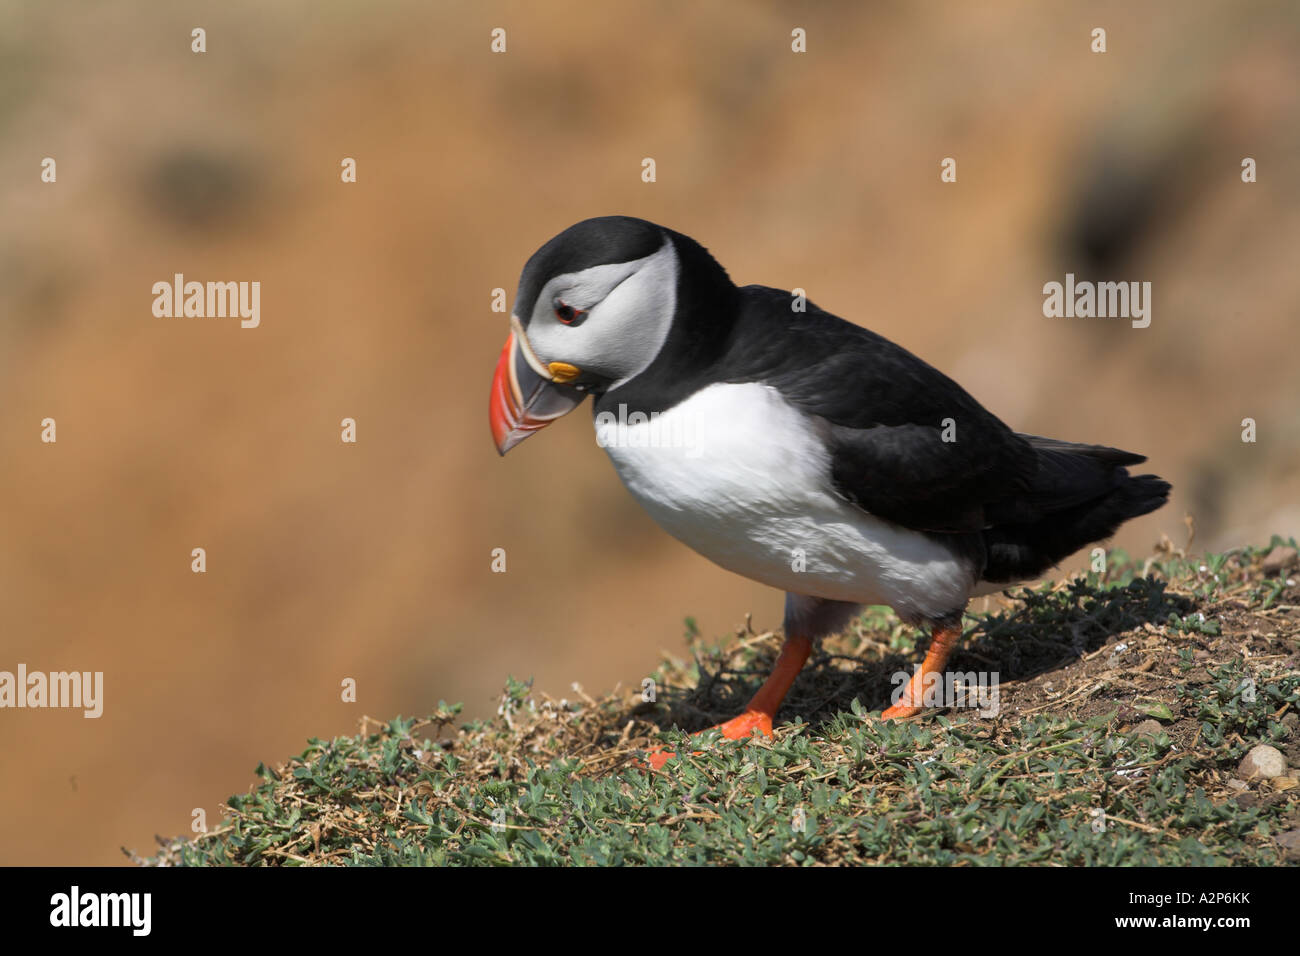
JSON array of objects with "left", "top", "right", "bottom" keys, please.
[{"left": 596, "top": 383, "right": 977, "bottom": 621}]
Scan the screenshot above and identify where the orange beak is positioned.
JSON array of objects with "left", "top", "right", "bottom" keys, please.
[{"left": 490, "top": 328, "right": 586, "bottom": 455}]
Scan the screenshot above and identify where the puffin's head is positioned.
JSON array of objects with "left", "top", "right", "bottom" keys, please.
[{"left": 490, "top": 216, "right": 680, "bottom": 454}]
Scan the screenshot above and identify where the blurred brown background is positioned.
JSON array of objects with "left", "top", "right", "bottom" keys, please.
[{"left": 2, "top": 1, "right": 1297, "bottom": 865}]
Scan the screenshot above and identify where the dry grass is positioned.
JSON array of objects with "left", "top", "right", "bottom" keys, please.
[{"left": 140, "top": 540, "right": 1300, "bottom": 866}]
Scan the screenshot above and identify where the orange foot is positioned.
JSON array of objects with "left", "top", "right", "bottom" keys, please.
[
  {"left": 879, "top": 620, "right": 962, "bottom": 721},
  {"left": 879, "top": 701, "right": 922, "bottom": 720},
  {"left": 637, "top": 621, "right": 963, "bottom": 769},
  {"left": 642, "top": 709, "right": 774, "bottom": 770}
]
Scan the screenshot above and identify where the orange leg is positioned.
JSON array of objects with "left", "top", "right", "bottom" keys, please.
[
  {"left": 644, "top": 634, "right": 812, "bottom": 770},
  {"left": 881, "top": 620, "right": 962, "bottom": 719}
]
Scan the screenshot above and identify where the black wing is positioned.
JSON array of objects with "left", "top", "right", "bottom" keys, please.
[{"left": 732, "top": 287, "right": 1039, "bottom": 533}]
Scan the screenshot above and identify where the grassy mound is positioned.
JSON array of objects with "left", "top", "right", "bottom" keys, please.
[{"left": 140, "top": 539, "right": 1300, "bottom": 866}]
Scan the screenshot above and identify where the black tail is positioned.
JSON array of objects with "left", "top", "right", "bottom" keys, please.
[{"left": 981, "top": 434, "right": 1171, "bottom": 583}]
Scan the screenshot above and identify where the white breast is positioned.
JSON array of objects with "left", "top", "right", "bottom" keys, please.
[{"left": 595, "top": 383, "right": 977, "bottom": 622}]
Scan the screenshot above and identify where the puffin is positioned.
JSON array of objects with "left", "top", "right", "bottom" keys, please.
[{"left": 489, "top": 216, "right": 1170, "bottom": 768}]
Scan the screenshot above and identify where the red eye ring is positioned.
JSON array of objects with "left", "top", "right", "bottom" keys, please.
[{"left": 554, "top": 300, "right": 585, "bottom": 325}]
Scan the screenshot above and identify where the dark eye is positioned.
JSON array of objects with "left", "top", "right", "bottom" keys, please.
[{"left": 553, "top": 299, "right": 585, "bottom": 325}]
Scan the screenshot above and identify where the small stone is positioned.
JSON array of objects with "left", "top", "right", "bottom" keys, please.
[
  {"left": 1262, "top": 546, "right": 1298, "bottom": 575},
  {"left": 1276, "top": 829, "right": 1300, "bottom": 852},
  {"left": 1225, "top": 778, "right": 1249, "bottom": 791},
  {"left": 1238, "top": 744, "right": 1288, "bottom": 780},
  {"left": 1132, "top": 719, "right": 1164, "bottom": 738},
  {"left": 1232, "top": 791, "right": 1259, "bottom": 809}
]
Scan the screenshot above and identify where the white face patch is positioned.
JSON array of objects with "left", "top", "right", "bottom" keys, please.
[{"left": 522, "top": 240, "right": 678, "bottom": 387}]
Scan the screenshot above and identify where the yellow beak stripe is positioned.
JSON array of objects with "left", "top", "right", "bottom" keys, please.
[{"left": 547, "top": 362, "right": 581, "bottom": 383}]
